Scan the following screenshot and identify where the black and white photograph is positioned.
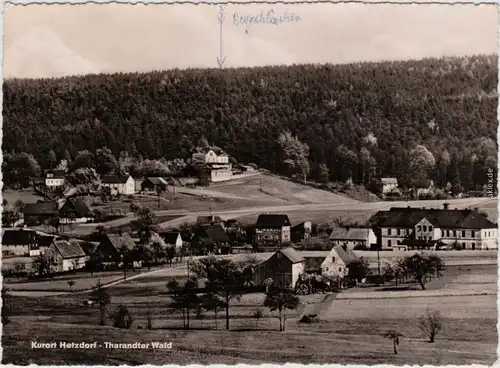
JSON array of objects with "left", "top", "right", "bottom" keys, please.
[{"left": 1, "top": 2, "right": 498, "bottom": 365}]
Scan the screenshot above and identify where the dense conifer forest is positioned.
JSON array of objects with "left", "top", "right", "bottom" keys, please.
[{"left": 3, "top": 54, "right": 498, "bottom": 191}]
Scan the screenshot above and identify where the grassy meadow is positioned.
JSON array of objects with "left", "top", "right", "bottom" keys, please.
[{"left": 2, "top": 261, "right": 497, "bottom": 365}]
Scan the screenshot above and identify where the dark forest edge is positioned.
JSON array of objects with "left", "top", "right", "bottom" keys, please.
[{"left": 3, "top": 54, "right": 498, "bottom": 194}]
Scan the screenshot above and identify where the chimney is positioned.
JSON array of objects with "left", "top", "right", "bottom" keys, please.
[{"left": 443, "top": 202, "right": 449, "bottom": 210}]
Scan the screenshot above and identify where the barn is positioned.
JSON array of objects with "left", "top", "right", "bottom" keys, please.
[{"left": 253, "top": 247, "right": 305, "bottom": 289}]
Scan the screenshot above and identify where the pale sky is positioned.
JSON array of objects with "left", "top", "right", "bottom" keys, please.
[{"left": 3, "top": 3, "right": 498, "bottom": 78}]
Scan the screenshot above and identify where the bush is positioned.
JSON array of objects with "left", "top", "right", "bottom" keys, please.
[
  {"left": 298, "top": 314, "right": 320, "bottom": 324},
  {"left": 112, "top": 305, "right": 133, "bottom": 329}
]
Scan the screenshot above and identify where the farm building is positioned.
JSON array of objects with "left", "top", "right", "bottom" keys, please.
[
  {"left": 58, "top": 198, "right": 94, "bottom": 224},
  {"left": 141, "top": 177, "right": 168, "bottom": 192},
  {"left": 291, "top": 221, "right": 312, "bottom": 243},
  {"left": 44, "top": 169, "right": 66, "bottom": 189},
  {"left": 96, "top": 233, "right": 136, "bottom": 264},
  {"left": 23, "top": 202, "right": 59, "bottom": 226},
  {"left": 194, "top": 225, "right": 231, "bottom": 254},
  {"left": 158, "top": 231, "right": 184, "bottom": 249},
  {"left": 329, "top": 227, "right": 377, "bottom": 250},
  {"left": 381, "top": 177, "right": 398, "bottom": 194},
  {"left": 101, "top": 175, "right": 135, "bottom": 195},
  {"left": 253, "top": 247, "right": 305, "bottom": 288},
  {"left": 45, "top": 240, "right": 87, "bottom": 273},
  {"left": 191, "top": 146, "right": 233, "bottom": 182},
  {"left": 321, "top": 245, "right": 358, "bottom": 280},
  {"left": 373, "top": 205, "right": 498, "bottom": 250},
  {"left": 254, "top": 214, "right": 292, "bottom": 245},
  {"left": 2, "top": 228, "right": 40, "bottom": 256}
]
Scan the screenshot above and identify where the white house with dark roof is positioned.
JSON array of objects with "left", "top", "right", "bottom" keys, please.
[
  {"left": 45, "top": 169, "right": 66, "bottom": 189},
  {"left": 321, "top": 245, "right": 358, "bottom": 280},
  {"left": 381, "top": 177, "right": 398, "bottom": 194},
  {"left": 373, "top": 205, "right": 498, "bottom": 250},
  {"left": 101, "top": 175, "right": 135, "bottom": 195},
  {"left": 45, "top": 240, "right": 87, "bottom": 273},
  {"left": 191, "top": 146, "right": 233, "bottom": 182},
  {"left": 253, "top": 247, "right": 305, "bottom": 288},
  {"left": 329, "top": 227, "right": 377, "bottom": 250}
]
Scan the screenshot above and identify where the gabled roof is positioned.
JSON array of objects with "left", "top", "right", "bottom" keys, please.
[
  {"left": 333, "top": 245, "right": 357, "bottom": 265},
  {"left": 256, "top": 214, "right": 291, "bottom": 229},
  {"left": 2, "top": 229, "right": 38, "bottom": 245},
  {"left": 101, "top": 175, "right": 131, "bottom": 184},
  {"left": 377, "top": 207, "right": 496, "bottom": 229},
  {"left": 158, "top": 231, "right": 181, "bottom": 244},
  {"left": 104, "top": 233, "right": 136, "bottom": 251},
  {"left": 278, "top": 247, "right": 305, "bottom": 264},
  {"left": 143, "top": 177, "right": 168, "bottom": 186},
  {"left": 70, "top": 239, "right": 99, "bottom": 255},
  {"left": 381, "top": 178, "right": 398, "bottom": 185},
  {"left": 224, "top": 219, "right": 240, "bottom": 227},
  {"left": 329, "top": 227, "right": 371, "bottom": 241},
  {"left": 60, "top": 198, "right": 93, "bottom": 217},
  {"left": 45, "top": 169, "right": 67, "bottom": 178},
  {"left": 199, "top": 225, "right": 230, "bottom": 243},
  {"left": 411, "top": 179, "right": 433, "bottom": 189},
  {"left": 23, "top": 202, "right": 59, "bottom": 216},
  {"left": 38, "top": 234, "right": 57, "bottom": 248},
  {"left": 53, "top": 240, "right": 86, "bottom": 259}
]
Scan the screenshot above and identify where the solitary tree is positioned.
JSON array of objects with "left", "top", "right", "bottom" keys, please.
[
  {"left": 67, "top": 280, "right": 76, "bottom": 291},
  {"left": 402, "top": 253, "right": 445, "bottom": 290},
  {"left": 383, "top": 329, "right": 404, "bottom": 354},
  {"left": 277, "top": 130, "right": 310, "bottom": 183},
  {"left": 418, "top": 309, "right": 443, "bottom": 343},
  {"left": 263, "top": 287, "right": 300, "bottom": 331},
  {"left": 200, "top": 292, "right": 224, "bottom": 330},
  {"left": 167, "top": 278, "right": 200, "bottom": 329},
  {"left": 90, "top": 279, "right": 111, "bottom": 326}
]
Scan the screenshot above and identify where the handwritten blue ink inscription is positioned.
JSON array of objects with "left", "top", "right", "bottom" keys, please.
[{"left": 233, "top": 9, "right": 301, "bottom": 33}]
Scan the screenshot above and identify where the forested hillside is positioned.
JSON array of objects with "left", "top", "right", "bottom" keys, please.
[{"left": 3, "top": 54, "right": 498, "bottom": 191}]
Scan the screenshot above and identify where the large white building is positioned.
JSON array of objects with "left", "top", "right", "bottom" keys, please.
[
  {"left": 373, "top": 204, "right": 498, "bottom": 250},
  {"left": 101, "top": 175, "right": 135, "bottom": 195},
  {"left": 192, "top": 147, "right": 233, "bottom": 182}
]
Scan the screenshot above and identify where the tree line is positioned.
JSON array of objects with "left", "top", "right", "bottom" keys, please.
[{"left": 3, "top": 54, "right": 497, "bottom": 191}]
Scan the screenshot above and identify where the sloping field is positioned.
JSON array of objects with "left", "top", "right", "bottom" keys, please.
[{"left": 208, "top": 174, "right": 358, "bottom": 205}]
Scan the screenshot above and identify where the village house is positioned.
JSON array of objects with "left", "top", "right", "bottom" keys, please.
[
  {"left": 38, "top": 234, "right": 57, "bottom": 255},
  {"left": 96, "top": 233, "right": 136, "bottom": 264},
  {"left": 329, "top": 227, "right": 377, "bottom": 250},
  {"left": 411, "top": 179, "right": 435, "bottom": 197},
  {"left": 58, "top": 198, "right": 94, "bottom": 224},
  {"left": 381, "top": 177, "right": 398, "bottom": 194},
  {"left": 291, "top": 221, "right": 312, "bottom": 243},
  {"left": 191, "top": 146, "right": 233, "bottom": 182},
  {"left": 141, "top": 177, "right": 168, "bottom": 193},
  {"left": 194, "top": 225, "right": 231, "bottom": 254},
  {"left": 23, "top": 202, "right": 59, "bottom": 226},
  {"left": 158, "top": 231, "right": 184, "bottom": 250},
  {"left": 101, "top": 175, "right": 135, "bottom": 195},
  {"left": 253, "top": 247, "right": 305, "bottom": 288},
  {"left": 373, "top": 204, "right": 498, "bottom": 250},
  {"left": 45, "top": 240, "right": 87, "bottom": 273},
  {"left": 320, "top": 245, "right": 358, "bottom": 282},
  {"left": 44, "top": 169, "right": 66, "bottom": 189},
  {"left": 2, "top": 228, "right": 40, "bottom": 256},
  {"left": 254, "top": 214, "right": 292, "bottom": 245}
]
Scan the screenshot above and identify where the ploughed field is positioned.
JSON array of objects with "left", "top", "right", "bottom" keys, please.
[{"left": 2, "top": 262, "right": 496, "bottom": 365}]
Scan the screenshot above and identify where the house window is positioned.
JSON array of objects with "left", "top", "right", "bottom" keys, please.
[
  {"left": 423, "top": 225, "right": 427, "bottom": 232},
  {"left": 462, "top": 231, "right": 466, "bottom": 237},
  {"left": 387, "top": 229, "right": 391, "bottom": 236},
  {"left": 397, "top": 229, "right": 400, "bottom": 236},
  {"left": 471, "top": 231, "right": 475, "bottom": 238},
  {"left": 388, "top": 240, "right": 392, "bottom": 247},
  {"left": 453, "top": 230, "right": 456, "bottom": 237},
  {"left": 338, "top": 267, "right": 342, "bottom": 272},
  {"left": 472, "top": 243, "right": 476, "bottom": 250},
  {"left": 429, "top": 226, "right": 433, "bottom": 231}
]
